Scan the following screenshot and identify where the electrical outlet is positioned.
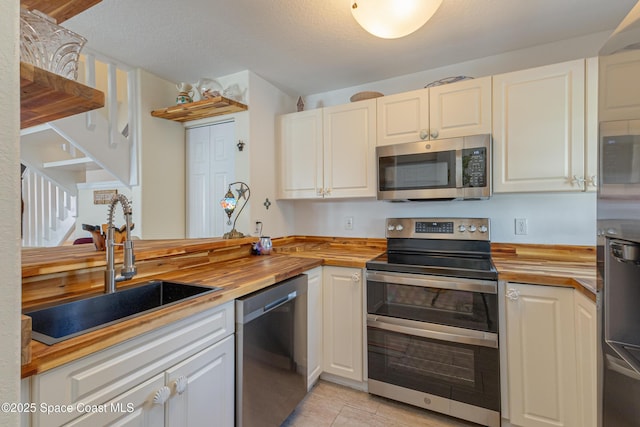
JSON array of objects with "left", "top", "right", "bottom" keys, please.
[
  {"left": 344, "top": 216, "right": 354, "bottom": 230},
  {"left": 515, "top": 218, "right": 528, "bottom": 235},
  {"left": 254, "top": 221, "right": 262, "bottom": 235}
]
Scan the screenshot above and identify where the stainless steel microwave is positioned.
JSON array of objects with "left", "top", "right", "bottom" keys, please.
[{"left": 376, "top": 134, "right": 492, "bottom": 201}]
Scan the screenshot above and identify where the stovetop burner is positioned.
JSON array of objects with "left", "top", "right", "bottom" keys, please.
[
  {"left": 366, "top": 217, "right": 498, "bottom": 281},
  {"left": 366, "top": 253, "right": 498, "bottom": 280}
]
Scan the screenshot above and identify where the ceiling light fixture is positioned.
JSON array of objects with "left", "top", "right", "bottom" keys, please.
[{"left": 351, "top": 0, "right": 443, "bottom": 39}]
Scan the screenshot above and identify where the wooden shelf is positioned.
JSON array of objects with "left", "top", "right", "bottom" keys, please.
[
  {"left": 151, "top": 96, "right": 248, "bottom": 123},
  {"left": 20, "top": 0, "right": 102, "bottom": 24},
  {"left": 19, "top": 1, "right": 105, "bottom": 129},
  {"left": 20, "top": 62, "right": 105, "bottom": 129}
]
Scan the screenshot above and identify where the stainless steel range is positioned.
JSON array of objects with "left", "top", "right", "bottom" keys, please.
[{"left": 366, "top": 217, "right": 500, "bottom": 427}]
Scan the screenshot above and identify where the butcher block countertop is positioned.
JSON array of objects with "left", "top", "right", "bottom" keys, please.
[
  {"left": 21, "top": 236, "right": 384, "bottom": 377},
  {"left": 22, "top": 253, "right": 323, "bottom": 377},
  {"left": 21, "top": 237, "right": 596, "bottom": 377},
  {"left": 491, "top": 243, "right": 597, "bottom": 299}
]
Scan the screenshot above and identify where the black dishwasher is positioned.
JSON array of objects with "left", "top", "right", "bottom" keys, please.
[{"left": 235, "top": 274, "right": 308, "bottom": 427}]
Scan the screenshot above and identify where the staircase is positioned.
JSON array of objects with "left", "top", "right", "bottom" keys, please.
[
  {"left": 20, "top": 51, "right": 138, "bottom": 247},
  {"left": 21, "top": 167, "right": 77, "bottom": 247}
]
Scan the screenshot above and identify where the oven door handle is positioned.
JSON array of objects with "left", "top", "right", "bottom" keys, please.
[
  {"left": 367, "top": 314, "right": 498, "bottom": 349},
  {"left": 366, "top": 270, "right": 497, "bottom": 294}
]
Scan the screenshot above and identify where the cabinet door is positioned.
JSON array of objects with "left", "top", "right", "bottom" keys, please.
[
  {"left": 186, "top": 122, "right": 236, "bottom": 237},
  {"left": 505, "top": 283, "right": 578, "bottom": 427},
  {"left": 376, "top": 88, "right": 429, "bottom": 146},
  {"left": 305, "top": 267, "right": 323, "bottom": 389},
  {"left": 574, "top": 291, "right": 597, "bottom": 427},
  {"left": 278, "top": 109, "right": 323, "bottom": 199},
  {"left": 323, "top": 100, "right": 376, "bottom": 198},
  {"left": 165, "top": 335, "right": 234, "bottom": 427},
  {"left": 64, "top": 374, "right": 166, "bottom": 427},
  {"left": 599, "top": 49, "right": 640, "bottom": 122},
  {"left": 322, "top": 266, "right": 363, "bottom": 382},
  {"left": 429, "top": 76, "right": 492, "bottom": 140},
  {"left": 493, "top": 60, "right": 586, "bottom": 192}
]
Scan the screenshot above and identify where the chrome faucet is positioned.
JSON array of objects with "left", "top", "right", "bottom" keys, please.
[{"left": 104, "top": 194, "right": 137, "bottom": 293}]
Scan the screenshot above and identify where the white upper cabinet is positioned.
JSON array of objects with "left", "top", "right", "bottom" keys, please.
[
  {"left": 277, "top": 100, "right": 376, "bottom": 199},
  {"left": 376, "top": 76, "right": 491, "bottom": 146},
  {"left": 429, "top": 76, "right": 492, "bottom": 140},
  {"left": 322, "top": 100, "right": 377, "bottom": 198},
  {"left": 376, "top": 88, "right": 430, "bottom": 146},
  {"left": 278, "top": 109, "right": 323, "bottom": 199},
  {"left": 492, "top": 59, "right": 587, "bottom": 193},
  {"left": 599, "top": 49, "right": 640, "bottom": 122}
]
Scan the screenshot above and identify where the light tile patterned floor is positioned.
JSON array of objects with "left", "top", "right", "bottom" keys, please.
[{"left": 283, "top": 380, "right": 481, "bottom": 427}]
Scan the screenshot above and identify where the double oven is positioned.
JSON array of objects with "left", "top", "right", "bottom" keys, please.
[{"left": 366, "top": 218, "right": 500, "bottom": 427}]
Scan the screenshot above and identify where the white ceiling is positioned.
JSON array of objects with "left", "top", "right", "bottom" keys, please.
[{"left": 64, "top": 0, "right": 637, "bottom": 97}]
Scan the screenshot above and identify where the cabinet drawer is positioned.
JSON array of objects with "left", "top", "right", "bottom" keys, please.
[
  {"left": 32, "top": 301, "right": 234, "bottom": 427},
  {"left": 63, "top": 374, "right": 165, "bottom": 427}
]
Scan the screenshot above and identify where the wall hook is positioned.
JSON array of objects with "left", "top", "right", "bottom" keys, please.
[
  {"left": 237, "top": 140, "right": 246, "bottom": 151},
  {"left": 263, "top": 198, "right": 272, "bottom": 210}
]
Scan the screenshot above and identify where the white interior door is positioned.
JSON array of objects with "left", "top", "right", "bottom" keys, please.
[{"left": 186, "top": 121, "right": 235, "bottom": 237}]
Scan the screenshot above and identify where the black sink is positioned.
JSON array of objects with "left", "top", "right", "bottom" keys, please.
[{"left": 24, "top": 280, "right": 221, "bottom": 345}]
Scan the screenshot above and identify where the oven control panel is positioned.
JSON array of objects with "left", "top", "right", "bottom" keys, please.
[{"left": 386, "top": 217, "right": 490, "bottom": 240}]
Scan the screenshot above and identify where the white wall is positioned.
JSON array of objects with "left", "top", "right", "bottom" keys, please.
[
  {"left": 303, "top": 31, "right": 611, "bottom": 108},
  {"left": 138, "top": 69, "right": 187, "bottom": 239},
  {"left": 74, "top": 182, "right": 141, "bottom": 241},
  {"left": 288, "top": 192, "right": 596, "bottom": 245},
  {"left": 248, "top": 72, "right": 297, "bottom": 238},
  {"left": 0, "top": 0, "right": 22, "bottom": 423},
  {"left": 278, "top": 31, "right": 610, "bottom": 245},
  {"left": 182, "top": 70, "right": 297, "bottom": 239}
]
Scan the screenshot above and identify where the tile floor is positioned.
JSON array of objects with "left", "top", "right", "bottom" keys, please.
[{"left": 283, "top": 380, "right": 480, "bottom": 427}]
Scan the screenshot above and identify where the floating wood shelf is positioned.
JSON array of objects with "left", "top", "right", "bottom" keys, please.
[
  {"left": 151, "top": 96, "right": 248, "bottom": 123},
  {"left": 19, "top": 1, "right": 105, "bottom": 129},
  {"left": 20, "top": 0, "right": 102, "bottom": 24},
  {"left": 20, "top": 62, "right": 105, "bottom": 129}
]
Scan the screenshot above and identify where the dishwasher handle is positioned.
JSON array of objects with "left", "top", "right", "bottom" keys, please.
[
  {"left": 264, "top": 291, "right": 297, "bottom": 313},
  {"left": 236, "top": 274, "right": 307, "bottom": 324}
]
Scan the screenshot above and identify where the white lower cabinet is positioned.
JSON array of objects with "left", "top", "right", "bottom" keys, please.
[
  {"left": 165, "top": 335, "right": 234, "bottom": 427},
  {"left": 322, "top": 266, "right": 364, "bottom": 383},
  {"left": 573, "top": 290, "right": 597, "bottom": 427},
  {"left": 305, "top": 267, "right": 323, "bottom": 389},
  {"left": 29, "top": 302, "right": 235, "bottom": 427},
  {"left": 503, "top": 282, "right": 596, "bottom": 427}
]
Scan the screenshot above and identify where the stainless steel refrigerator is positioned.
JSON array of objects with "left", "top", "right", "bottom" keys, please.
[{"left": 598, "top": 2, "right": 640, "bottom": 426}]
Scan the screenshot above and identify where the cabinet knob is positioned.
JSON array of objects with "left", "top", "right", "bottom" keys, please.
[
  {"left": 430, "top": 129, "right": 439, "bottom": 139},
  {"left": 420, "top": 130, "right": 429, "bottom": 140},
  {"left": 571, "top": 175, "right": 586, "bottom": 188},
  {"left": 506, "top": 288, "right": 520, "bottom": 301},
  {"left": 173, "top": 375, "right": 188, "bottom": 395},
  {"left": 588, "top": 175, "right": 597, "bottom": 187},
  {"left": 152, "top": 386, "right": 171, "bottom": 405},
  {"left": 351, "top": 272, "right": 360, "bottom": 282},
  {"left": 325, "top": 188, "right": 331, "bottom": 196},
  {"left": 317, "top": 189, "right": 324, "bottom": 196}
]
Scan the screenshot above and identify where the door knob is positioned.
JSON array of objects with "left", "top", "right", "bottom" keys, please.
[
  {"left": 506, "top": 288, "right": 519, "bottom": 301},
  {"left": 173, "top": 376, "right": 188, "bottom": 395},
  {"left": 152, "top": 386, "right": 171, "bottom": 405}
]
